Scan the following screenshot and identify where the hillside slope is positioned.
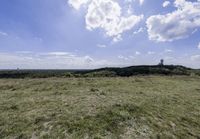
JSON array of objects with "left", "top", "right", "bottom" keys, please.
[{"left": 84, "top": 65, "right": 200, "bottom": 77}]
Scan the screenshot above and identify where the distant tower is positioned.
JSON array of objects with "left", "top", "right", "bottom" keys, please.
[{"left": 159, "top": 59, "right": 164, "bottom": 66}]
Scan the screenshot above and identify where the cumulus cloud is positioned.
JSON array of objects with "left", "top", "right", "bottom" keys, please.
[
  {"left": 68, "top": 0, "right": 90, "bottom": 10},
  {"left": 162, "top": 1, "right": 171, "bottom": 7},
  {"left": 146, "top": 0, "right": 200, "bottom": 42},
  {"left": 68, "top": 0, "right": 143, "bottom": 40},
  {"left": 125, "top": 0, "right": 144, "bottom": 5}
]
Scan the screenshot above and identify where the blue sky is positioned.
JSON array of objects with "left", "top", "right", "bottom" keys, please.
[{"left": 0, "top": 0, "right": 200, "bottom": 69}]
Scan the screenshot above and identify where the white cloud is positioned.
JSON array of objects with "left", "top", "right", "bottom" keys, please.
[
  {"left": 165, "top": 49, "right": 173, "bottom": 53},
  {"left": 198, "top": 42, "right": 200, "bottom": 49},
  {"left": 46, "top": 52, "right": 73, "bottom": 56},
  {"left": 112, "top": 35, "right": 122, "bottom": 42},
  {"left": 139, "top": 0, "right": 144, "bottom": 5},
  {"left": 146, "top": 0, "right": 200, "bottom": 42},
  {"left": 147, "top": 51, "right": 155, "bottom": 55},
  {"left": 133, "top": 27, "right": 144, "bottom": 34},
  {"left": 118, "top": 55, "right": 129, "bottom": 60},
  {"left": 135, "top": 51, "right": 141, "bottom": 55},
  {"left": 0, "top": 52, "right": 104, "bottom": 69},
  {"left": 163, "top": 1, "right": 171, "bottom": 7},
  {"left": 86, "top": 0, "right": 143, "bottom": 39},
  {"left": 191, "top": 55, "right": 200, "bottom": 61},
  {"left": 2, "top": 51, "right": 146, "bottom": 69},
  {"left": 118, "top": 55, "right": 136, "bottom": 61},
  {"left": 3, "top": 51, "right": 197, "bottom": 69},
  {"left": 0, "top": 31, "right": 8, "bottom": 36},
  {"left": 125, "top": 0, "right": 144, "bottom": 5},
  {"left": 125, "top": 0, "right": 133, "bottom": 3},
  {"left": 84, "top": 55, "right": 94, "bottom": 64},
  {"left": 69, "top": 0, "right": 143, "bottom": 40},
  {"left": 68, "top": 0, "right": 90, "bottom": 10},
  {"left": 2, "top": 51, "right": 148, "bottom": 69},
  {"left": 97, "top": 44, "right": 107, "bottom": 48}
]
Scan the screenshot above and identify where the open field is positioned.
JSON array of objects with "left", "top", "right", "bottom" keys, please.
[{"left": 0, "top": 76, "right": 200, "bottom": 139}]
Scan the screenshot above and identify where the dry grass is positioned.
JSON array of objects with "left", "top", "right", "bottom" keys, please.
[{"left": 0, "top": 76, "right": 200, "bottom": 139}]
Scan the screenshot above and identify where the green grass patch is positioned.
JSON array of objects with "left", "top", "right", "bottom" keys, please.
[{"left": 0, "top": 76, "right": 200, "bottom": 138}]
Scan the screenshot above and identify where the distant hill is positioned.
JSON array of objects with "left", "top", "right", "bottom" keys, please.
[
  {"left": 0, "top": 65, "right": 199, "bottom": 78},
  {"left": 84, "top": 65, "right": 199, "bottom": 77}
]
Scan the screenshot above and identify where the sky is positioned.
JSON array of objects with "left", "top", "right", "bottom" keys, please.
[{"left": 0, "top": 0, "right": 200, "bottom": 69}]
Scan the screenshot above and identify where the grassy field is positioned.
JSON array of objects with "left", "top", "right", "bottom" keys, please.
[{"left": 0, "top": 76, "right": 200, "bottom": 139}]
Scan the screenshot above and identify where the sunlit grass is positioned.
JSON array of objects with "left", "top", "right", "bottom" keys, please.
[{"left": 0, "top": 76, "right": 200, "bottom": 138}]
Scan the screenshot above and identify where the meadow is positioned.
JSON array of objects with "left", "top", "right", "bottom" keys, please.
[{"left": 0, "top": 76, "right": 200, "bottom": 139}]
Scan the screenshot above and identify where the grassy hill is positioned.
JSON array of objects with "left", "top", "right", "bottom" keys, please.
[
  {"left": 0, "top": 65, "right": 199, "bottom": 78},
  {"left": 85, "top": 65, "right": 199, "bottom": 77}
]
